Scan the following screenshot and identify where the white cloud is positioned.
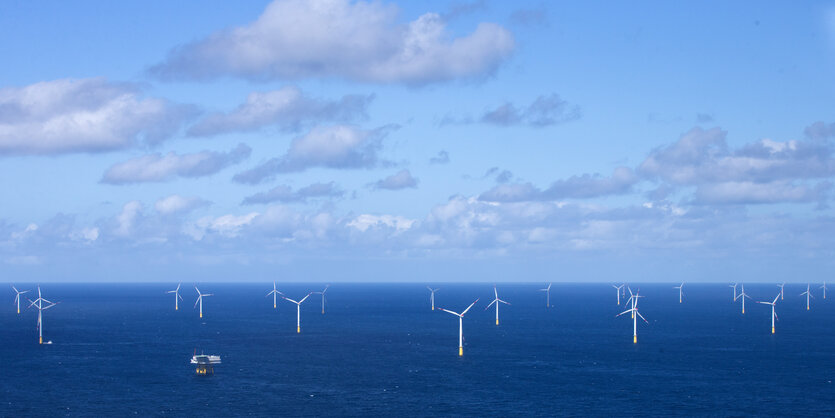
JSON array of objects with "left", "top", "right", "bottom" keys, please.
[
  {"left": 0, "top": 77, "right": 192, "bottom": 155},
  {"left": 373, "top": 169, "right": 418, "bottom": 190},
  {"left": 150, "top": 0, "right": 514, "bottom": 85},
  {"left": 347, "top": 214, "right": 415, "bottom": 232},
  {"left": 102, "top": 143, "right": 251, "bottom": 184},
  {"left": 115, "top": 201, "right": 142, "bottom": 237},
  {"left": 155, "top": 195, "right": 209, "bottom": 215}
]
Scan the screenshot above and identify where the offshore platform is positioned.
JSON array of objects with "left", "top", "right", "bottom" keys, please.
[{"left": 191, "top": 352, "right": 221, "bottom": 375}]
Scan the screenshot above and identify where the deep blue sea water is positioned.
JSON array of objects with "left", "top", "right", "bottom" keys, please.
[{"left": 1, "top": 283, "right": 834, "bottom": 416}]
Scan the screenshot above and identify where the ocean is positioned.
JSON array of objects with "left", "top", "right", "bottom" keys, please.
[{"left": 1, "top": 283, "right": 833, "bottom": 416}]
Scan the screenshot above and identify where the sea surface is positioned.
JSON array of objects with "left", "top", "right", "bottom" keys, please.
[{"left": 1, "top": 283, "right": 833, "bottom": 416}]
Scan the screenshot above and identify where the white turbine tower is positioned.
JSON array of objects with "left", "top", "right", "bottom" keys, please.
[
  {"left": 800, "top": 284, "right": 813, "bottom": 311},
  {"left": 282, "top": 293, "right": 312, "bottom": 333},
  {"left": 166, "top": 283, "right": 183, "bottom": 311},
  {"left": 729, "top": 283, "right": 738, "bottom": 301},
  {"left": 27, "top": 286, "right": 57, "bottom": 344},
  {"left": 617, "top": 290, "right": 647, "bottom": 344},
  {"left": 539, "top": 283, "right": 552, "bottom": 308},
  {"left": 485, "top": 286, "right": 510, "bottom": 325},
  {"left": 735, "top": 284, "right": 751, "bottom": 314},
  {"left": 266, "top": 282, "right": 281, "bottom": 309},
  {"left": 437, "top": 299, "right": 479, "bottom": 356},
  {"left": 820, "top": 282, "right": 827, "bottom": 300},
  {"left": 427, "top": 286, "right": 439, "bottom": 310},
  {"left": 194, "top": 286, "right": 213, "bottom": 318},
  {"left": 673, "top": 282, "right": 684, "bottom": 304},
  {"left": 12, "top": 285, "right": 29, "bottom": 314},
  {"left": 612, "top": 284, "right": 624, "bottom": 305},
  {"left": 756, "top": 293, "right": 780, "bottom": 334},
  {"left": 313, "top": 285, "right": 329, "bottom": 314},
  {"left": 777, "top": 283, "right": 785, "bottom": 300}
]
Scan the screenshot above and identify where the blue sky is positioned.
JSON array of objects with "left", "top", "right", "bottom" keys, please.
[{"left": 2, "top": 0, "right": 835, "bottom": 282}]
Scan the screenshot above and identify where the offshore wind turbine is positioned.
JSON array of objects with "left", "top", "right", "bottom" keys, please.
[
  {"left": 800, "top": 284, "right": 813, "bottom": 311},
  {"left": 282, "top": 293, "right": 312, "bottom": 333},
  {"left": 485, "top": 286, "right": 510, "bottom": 325},
  {"left": 313, "top": 285, "right": 329, "bottom": 314},
  {"left": 756, "top": 293, "right": 780, "bottom": 334},
  {"left": 735, "top": 284, "right": 751, "bottom": 314},
  {"left": 266, "top": 282, "right": 281, "bottom": 309},
  {"left": 539, "top": 283, "right": 552, "bottom": 308},
  {"left": 777, "top": 283, "right": 785, "bottom": 300},
  {"left": 616, "top": 290, "right": 647, "bottom": 343},
  {"left": 27, "top": 286, "right": 57, "bottom": 344},
  {"left": 673, "top": 282, "right": 684, "bottom": 304},
  {"left": 427, "top": 286, "right": 439, "bottom": 310},
  {"left": 820, "top": 282, "right": 827, "bottom": 300},
  {"left": 12, "top": 285, "right": 29, "bottom": 314},
  {"left": 166, "top": 283, "right": 183, "bottom": 311},
  {"left": 194, "top": 286, "right": 213, "bottom": 318},
  {"left": 729, "top": 283, "right": 738, "bottom": 301},
  {"left": 437, "top": 299, "right": 479, "bottom": 356},
  {"left": 612, "top": 284, "right": 624, "bottom": 305}
]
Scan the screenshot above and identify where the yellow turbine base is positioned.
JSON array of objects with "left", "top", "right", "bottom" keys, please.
[
  {"left": 432, "top": 306, "right": 434, "bottom": 310},
  {"left": 39, "top": 336, "right": 43, "bottom": 344},
  {"left": 633, "top": 335, "right": 637, "bottom": 344},
  {"left": 459, "top": 347, "right": 463, "bottom": 356},
  {"left": 297, "top": 326, "right": 300, "bottom": 333},
  {"left": 496, "top": 319, "right": 499, "bottom": 325},
  {"left": 200, "top": 312, "right": 203, "bottom": 318},
  {"left": 807, "top": 306, "right": 809, "bottom": 311},
  {"left": 175, "top": 306, "right": 178, "bottom": 311},
  {"left": 17, "top": 308, "right": 20, "bottom": 314},
  {"left": 772, "top": 327, "right": 775, "bottom": 334},
  {"left": 742, "top": 308, "right": 744, "bottom": 314},
  {"left": 322, "top": 310, "right": 325, "bottom": 315},
  {"left": 273, "top": 303, "right": 276, "bottom": 309}
]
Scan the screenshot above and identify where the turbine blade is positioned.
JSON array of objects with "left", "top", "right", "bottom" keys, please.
[
  {"left": 485, "top": 299, "right": 497, "bottom": 310},
  {"left": 637, "top": 311, "right": 648, "bottom": 323},
  {"left": 461, "top": 299, "right": 479, "bottom": 315}
]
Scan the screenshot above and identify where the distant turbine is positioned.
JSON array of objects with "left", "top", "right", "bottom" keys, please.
[
  {"left": 729, "top": 283, "right": 738, "bottom": 301},
  {"left": 437, "top": 299, "right": 479, "bottom": 356},
  {"left": 166, "top": 283, "right": 183, "bottom": 311},
  {"left": 282, "top": 293, "right": 312, "bottom": 333},
  {"left": 612, "top": 284, "right": 624, "bottom": 305},
  {"left": 800, "top": 284, "right": 813, "bottom": 311},
  {"left": 625, "top": 287, "right": 642, "bottom": 318},
  {"left": 616, "top": 290, "right": 647, "bottom": 344},
  {"left": 427, "top": 286, "right": 439, "bottom": 310},
  {"left": 673, "top": 282, "right": 684, "bottom": 304},
  {"left": 777, "top": 283, "right": 785, "bottom": 300},
  {"left": 313, "top": 285, "right": 329, "bottom": 314},
  {"left": 820, "top": 282, "right": 827, "bottom": 300},
  {"left": 485, "top": 286, "right": 510, "bottom": 325},
  {"left": 12, "top": 285, "right": 29, "bottom": 314},
  {"left": 266, "top": 282, "right": 281, "bottom": 309},
  {"left": 538, "top": 283, "right": 552, "bottom": 308},
  {"left": 735, "top": 284, "right": 751, "bottom": 314},
  {"left": 756, "top": 293, "right": 780, "bottom": 334},
  {"left": 194, "top": 286, "right": 213, "bottom": 318},
  {"left": 27, "top": 286, "right": 57, "bottom": 344}
]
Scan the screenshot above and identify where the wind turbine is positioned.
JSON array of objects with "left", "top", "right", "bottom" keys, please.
[
  {"left": 313, "top": 285, "right": 329, "bottom": 314},
  {"left": 12, "top": 285, "right": 29, "bottom": 314},
  {"left": 437, "top": 299, "right": 479, "bottom": 356},
  {"left": 729, "top": 283, "right": 738, "bottom": 301},
  {"left": 820, "top": 282, "right": 827, "bottom": 300},
  {"left": 756, "top": 293, "right": 780, "bottom": 334},
  {"left": 612, "top": 284, "right": 624, "bottom": 305},
  {"left": 427, "top": 286, "right": 439, "bottom": 310},
  {"left": 800, "top": 284, "right": 813, "bottom": 311},
  {"left": 166, "top": 283, "right": 183, "bottom": 311},
  {"left": 485, "top": 286, "right": 510, "bottom": 325},
  {"left": 624, "top": 287, "right": 642, "bottom": 318},
  {"left": 194, "top": 286, "right": 213, "bottom": 318},
  {"left": 539, "top": 283, "right": 552, "bottom": 308},
  {"left": 616, "top": 290, "right": 647, "bottom": 344},
  {"left": 27, "top": 286, "right": 57, "bottom": 344},
  {"left": 282, "top": 293, "right": 312, "bottom": 333},
  {"left": 735, "top": 284, "right": 751, "bottom": 314},
  {"left": 673, "top": 282, "right": 684, "bottom": 304},
  {"left": 777, "top": 283, "right": 785, "bottom": 300},
  {"left": 266, "top": 282, "right": 281, "bottom": 309}
]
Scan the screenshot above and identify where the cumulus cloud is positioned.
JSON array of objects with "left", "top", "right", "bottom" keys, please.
[
  {"left": 804, "top": 121, "right": 835, "bottom": 140},
  {"left": 479, "top": 167, "right": 637, "bottom": 202},
  {"left": 115, "top": 201, "right": 143, "bottom": 237},
  {"left": 233, "top": 125, "right": 392, "bottom": 184},
  {"left": 102, "top": 143, "right": 251, "bottom": 184},
  {"left": 150, "top": 0, "right": 514, "bottom": 85},
  {"left": 0, "top": 77, "right": 193, "bottom": 155},
  {"left": 242, "top": 182, "right": 343, "bottom": 205},
  {"left": 481, "top": 94, "right": 580, "bottom": 127},
  {"left": 155, "top": 195, "right": 210, "bottom": 215},
  {"left": 373, "top": 169, "right": 418, "bottom": 190},
  {"left": 429, "top": 150, "right": 450, "bottom": 164},
  {"left": 188, "top": 86, "right": 372, "bottom": 136}
]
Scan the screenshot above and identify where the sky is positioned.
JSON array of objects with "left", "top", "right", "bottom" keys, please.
[{"left": 1, "top": 0, "right": 835, "bottom": 282}]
